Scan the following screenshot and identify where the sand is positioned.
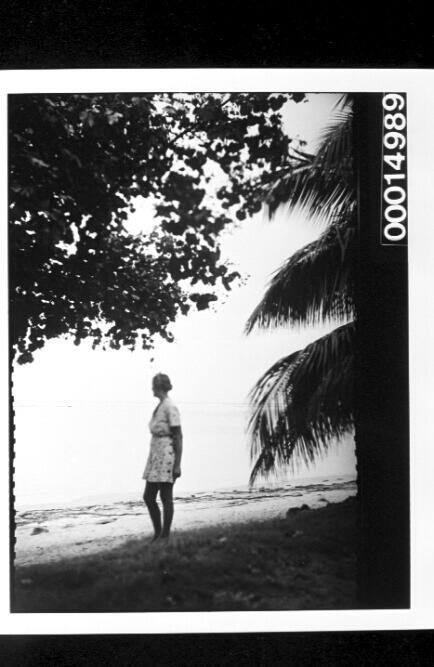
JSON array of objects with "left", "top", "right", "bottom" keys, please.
[
  {"left": 14, "top": 495, "right": 358, "bottom": 612},
  {"left": 15, "top": 482, "right": 356, "bottom": 567}
]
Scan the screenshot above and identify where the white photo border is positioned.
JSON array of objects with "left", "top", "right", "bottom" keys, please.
[{"left": 2, "top": 68, "right": 433, "bottom": 633}]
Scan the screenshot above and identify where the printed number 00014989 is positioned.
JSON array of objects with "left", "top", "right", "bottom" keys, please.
[{"left": 382, "top": 93, "right": 407, "bottom": 244}]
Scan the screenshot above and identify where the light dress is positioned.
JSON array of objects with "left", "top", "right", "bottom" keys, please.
[{"left": 142, "top": 397, "right": 181, "bottom": 483}]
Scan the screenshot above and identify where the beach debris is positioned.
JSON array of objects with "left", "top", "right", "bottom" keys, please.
[
  {"left": 96, "top": 518, "right": 116, "bottom": 524},
  {"left": 286, "top": 504, "right": 310, "bottom": 517},
  {"left": 31, "top": 526, "right": 48, "bottom": 535},
  {"left": 160, "top": 569, "right": 175, "bottom": 584},
  {"left": 285, "top": 529, "right": 304, "bottom": 538},
  {"left": 285, "top": 530, "right": 303, "bottom": 539},
  {"left": 20, "top": 578, "right": 34, "bottom": 586},
  {"left": 218, "top": 536, "right": 228, "bottom": 544}
]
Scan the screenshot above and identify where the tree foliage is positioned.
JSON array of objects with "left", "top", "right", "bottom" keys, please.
[
  {"left": 246, "top": 96, "right": 355, "bottom": 482},
  {"left": 9, "top": 92, "right": 306, "bottom": 363}
]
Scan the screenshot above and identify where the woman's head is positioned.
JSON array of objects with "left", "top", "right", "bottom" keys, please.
[{"left": 152, "top": 373, "right": 172, "bottom": 396}]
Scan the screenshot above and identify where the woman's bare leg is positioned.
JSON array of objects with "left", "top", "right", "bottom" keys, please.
[
  {"left": 159, "top": 483, "right": 174, "bottom": 538},
  {"left": 143, "top": 482, "right": 161, "bottom": 539}
]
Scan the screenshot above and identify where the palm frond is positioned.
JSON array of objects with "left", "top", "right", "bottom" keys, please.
[
  {"left": 266, "top": 100, "right": 354, "bottom": 220},
  {"left": 316, "top": 107, "right": 353, "bottom": 174},
  {"left": 245, "top": 216, "right": 355, "bottom": 332},
  {"left": 248, "top": 322, "right": 354, "bottom": 483},
  {"left": 332, "top": 93, "right": 351, "bottom": 110}
]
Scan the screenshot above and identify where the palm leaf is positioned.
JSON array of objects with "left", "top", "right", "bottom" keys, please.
[
  {"left": 246, "top": 217, "right": 355, "bottom": 332},
  {"left": 266, "top": 100, "right": 354, "bottom": 220},
  {"left": 248, "top": 322, "right": 354, "bottom": 483}
]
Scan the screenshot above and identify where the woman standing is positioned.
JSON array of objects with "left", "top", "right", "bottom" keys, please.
[{"left": 143, "top": 373, "right": 183, "bottom": 541}]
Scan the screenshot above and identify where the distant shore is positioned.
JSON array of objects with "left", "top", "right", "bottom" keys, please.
[{"left": 13, "top": 496, "right": 357, "bottom": 612}]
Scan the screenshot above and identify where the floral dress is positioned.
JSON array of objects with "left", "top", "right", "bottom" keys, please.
[{"left": 142, "top": 397, "right": 181, "bottom": 483}]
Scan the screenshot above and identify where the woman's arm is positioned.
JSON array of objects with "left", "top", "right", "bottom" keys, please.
[{"left": 171, "top": 425, "right": 183, "bottom": 478}]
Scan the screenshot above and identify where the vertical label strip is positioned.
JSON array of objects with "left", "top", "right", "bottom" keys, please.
[
  {"left": 354, "top": 93, "right": 410, "bottom": 608},
  {"left": 381, "top": 93, "right": 408, "bottom": 246}
]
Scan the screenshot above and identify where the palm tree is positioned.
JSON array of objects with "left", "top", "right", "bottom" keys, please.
[{"left": 246, "top": 96, "right": 355, "bottom": 483}]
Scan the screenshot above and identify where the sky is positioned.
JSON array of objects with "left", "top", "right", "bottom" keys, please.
[{"left": 12, "top": 93, "right": 356, "bottom": 508}]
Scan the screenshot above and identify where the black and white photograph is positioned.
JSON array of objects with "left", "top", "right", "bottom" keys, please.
[{"left": 2, "top": 70, "right": 432, "bottom": 629}]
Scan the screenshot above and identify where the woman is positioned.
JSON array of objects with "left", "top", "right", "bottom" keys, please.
[{"left": 143, "top": 373, "right": 183, "bottom": 541}]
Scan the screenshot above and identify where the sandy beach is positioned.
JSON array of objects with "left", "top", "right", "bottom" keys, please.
[
  {"left": 15, "top": 477, "right": 356, "bottom": 567},
  {"left": 13, "top": 476, "right": 358, "bottom": 613},
  {"left": 13, "top": 493, "right": 358, "bottom": 612}
]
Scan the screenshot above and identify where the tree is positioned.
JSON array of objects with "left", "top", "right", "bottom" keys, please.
[
  {"left": 245, "top": 96, "right": 355, "bottom": 482},
  {"left": 9, "top": 92, "right": 307, "bottom": 363}
]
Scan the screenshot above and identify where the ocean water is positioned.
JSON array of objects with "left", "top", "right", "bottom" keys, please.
[{"left": 13, "top": 399, "right": 357, "bottom": 512}]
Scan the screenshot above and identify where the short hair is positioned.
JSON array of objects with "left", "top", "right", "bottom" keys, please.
[{"left": 152, "top": 373, "right": 173, "bottom": 392}]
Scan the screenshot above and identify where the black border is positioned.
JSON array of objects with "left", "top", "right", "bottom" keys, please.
[
  {"left": 8, "top": 96, "right": 15, "bottom": 612},
  {"left": 0, "top": 2, "right": 431, "bottom": 70},
  {"left": 1, "top": 632, "right": 433, "bottom": 665}
]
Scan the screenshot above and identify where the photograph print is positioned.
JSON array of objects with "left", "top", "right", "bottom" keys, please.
[{"left": 9, "top": 90, "right": 409, "bottom": 612}]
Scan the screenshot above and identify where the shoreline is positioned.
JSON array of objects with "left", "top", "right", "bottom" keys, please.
[
  {"left": 15, "top": 481, "right": 356, "bottom": 567},
  {"left": 15, "top": 473, "right": 356, "bottom": 512}
]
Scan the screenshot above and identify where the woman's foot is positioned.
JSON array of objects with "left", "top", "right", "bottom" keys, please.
[{"left": 151, "top": 533, "right": 161, "bottom": 542}]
